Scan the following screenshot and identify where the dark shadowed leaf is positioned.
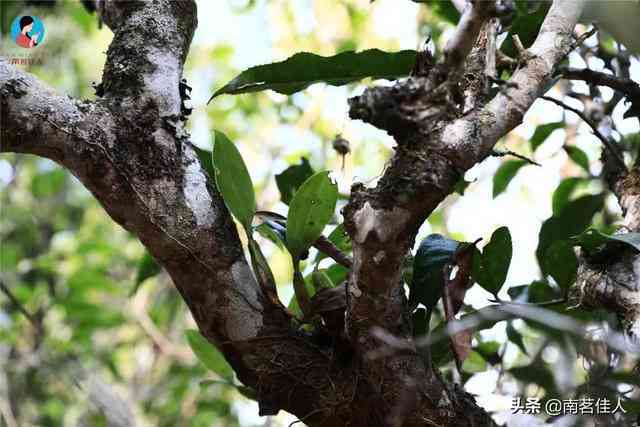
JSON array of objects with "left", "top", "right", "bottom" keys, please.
[
  {"left": 286, "top": 171, "right": 338, "bottom": 258},
  {"left": 572, "top": 228, "right": 640, "bottom": 254},
  {"left": 475, "top": 340, "right": 502, "bottom": 365},
  {"left": 529, "top": 121, "right": 564, "bottom": 152},
  {"left": 186, "top": 330, "right": 233, "bottom": 381},
  {"left": 255, "top": 222, "right": 287, "bottom": 250},
  {"left": 493, "top": 160, "right": 526, "bottom": 198},
  {"left": 412, "top": 308, "right": 432, "bottom": 366},
  {"left": 473, "top": 227, "right": 512, "bottom": 297},
  {"left": 509, "top": 363, "right": 557, "bottom": 396},
  {"left": 501, "top": 2, "right": 551, "bottom": 58},
  {"left": 454, "top": 178, "right": 472, "bottom": 195},
  {"left": 194, "top": 146, "right": 215, "bottom": 178},
  {"left": 130, "top": 251, "right": 161, "bottom": 296},
  {"left": 275, "top": 157, "right": 314, "bottom": 205},
  {"left": 410, "top": 234, "right": 460, "bottom": 311},
  {"left": 610, "top": 372, "right": 640, "bottom": 387},
  {"left": 411, "top": 0, "right": 460, "bottom": 23},
  {"left": 506, "top": 321, "right": 528, "bottom": 355},
  {"left": 552, "top": 177, "right": 585, "bottom": 216},
  {"left": 209, "top": 49, "right": 417, "bottom": 99},
  {"left": 544, "top": 240, "right": 578, "bottom": 289},
  {"left": 413, "top": 308, "right": 429, "bottom": 337},
  {"left": 508, "top": 280, "right": 560, "bottom": 303},
  {"left": 212, "top": 131, "right": 256, "bottom": 231},
  {"left": 536, "top": 194, "right": 604, "bottom": 272},
  {"left": 564, "top": 146, "right": 590, "bottom": 173}
]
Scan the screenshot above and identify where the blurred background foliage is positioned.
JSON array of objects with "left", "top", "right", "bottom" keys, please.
[{"left": 1, "top": 1, "right": 639, "bottom": 426}]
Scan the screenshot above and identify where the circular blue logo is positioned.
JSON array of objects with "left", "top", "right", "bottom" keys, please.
[{"left": 10, "top": 15, "right": 45, "bottom": 49}]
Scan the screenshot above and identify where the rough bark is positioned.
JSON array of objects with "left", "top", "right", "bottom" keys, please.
[
  {"left": 1, "top": 0, "right": 591, "bottom": 425},
  {"left": 572, "top": 167, "right": 640, "bottom": 346},
  {"left": 343, "top": 1, "right": 584, "bottom": 423}
]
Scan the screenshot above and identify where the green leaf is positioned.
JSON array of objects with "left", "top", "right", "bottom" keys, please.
[
  {"left": 286, "top": 171, "right": 338, "bottom": 258},
  {"left": 552, "top": 177, "right": 585, "bottom": 216},
  {"left": 185, "top": 330, "right": 234, "bottom": 381},
  {"left": 255, "top": 222, "right": 286, "bottom": 250},
  {"left": 209, "top": 49, "right": 417, "bottom": 99},
  {"left": 288, "top": 270, "right": 316, "bottom": 318},
  {"left": 212, "top": 131, "right": 256, "bottom": 231},
  {"left": 564, "top": 146, "right": 590, "bottom": 173},
  {"left": 130, "top": 251, "right": 161, "bottom": 296},
  {"left": 323, "top": 263, "right": 349, "bottom": 286},
  {"left": 544, "top": 240, "right": 578, "bottom": 289},
  {"left": 275, "top": 157, "right": 314, "bottom": 205},
  {"left": 536, "top": 194, "right": 605, "bottom": 272},
  {"left": 493, "top": 160, "right": 527, "bottom": 198},
  {"left": 410, "top": 234, "right": 460, "bottom": 310},
  {"left": 31, "top": 169, "right": 66, "bottom": 197},
  {"left": 461, "top": 351, "right": 487, "bottom": 373},
  {"left": 475, "top": 341, "right": 501, "bottom": 360},
  {"left": 529, "top": 121, "right": 564, "bottom": 152},
  {"left": 572, "top": 228, "right": 640, "bottom": 254},
  {"left": 473, "top": 227, "right": 512, "bottom": 297},
  {"left": 199, "top": 380, "right": 257, "bottom": 401}
]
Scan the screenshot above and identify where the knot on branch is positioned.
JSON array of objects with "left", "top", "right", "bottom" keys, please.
[
  {"left": 571, "top": 250, "right": 640, "bottom": 345},
  {"left": 348, "top": 76, "right": 458, "bottom": 143},
  {"left": 0, "top": 77, "right": 28, "bottom": 100}
]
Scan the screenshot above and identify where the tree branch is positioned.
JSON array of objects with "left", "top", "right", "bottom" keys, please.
[
  {"left": 476, "top": 0, "right": 587, "bottom": 150},
  {"left": 344, "top": 1, "right": 586, "bottom": 423},
  {"left": 540, "top": 95, "right": 626, "bottom": 170},
  {"left": 444, "top": 0, "right": 495, "bottom": 69},
  {"left": 561, "top": 67, "right": 640, "bottom": 101},
  {"left": 0, "top": 280, "right": 40, "bottom": 329}
]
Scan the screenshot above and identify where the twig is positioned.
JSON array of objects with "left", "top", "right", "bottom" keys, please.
[
  {"left": 314, "top": 236, "right": 353, "bottom": 268},
  {"left": 512, "top": 34, "right": 526, "bottom": 57},
  {"left": 487, "top": 297, "right": 566, "bottom": 308},
  {"left": 255, "top": 211, "right": 353, "bottom": 268},
  {"left": 444, "top": 0, "right": 494, "bottom": 69},
  {"left": 0, "top": 280, "right": 39, "bottom": 328},
  {"left": 491, "top": 149, "right": 541, "bottom": 166},
  {"left": 540, "top": 96, "right": 627, "bottom": 170},
  {"left": 560, "top": 67, "right": 640, "bottom": 100}
]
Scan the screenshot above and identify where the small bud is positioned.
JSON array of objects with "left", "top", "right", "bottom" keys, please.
[{"left": 332, "top": 134, "right": 350, "bottom": 156}]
